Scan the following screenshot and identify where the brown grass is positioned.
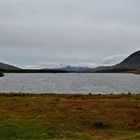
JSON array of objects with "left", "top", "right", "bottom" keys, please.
[{"left": 0, "top": 93, "right": 140, "bottom": 139}]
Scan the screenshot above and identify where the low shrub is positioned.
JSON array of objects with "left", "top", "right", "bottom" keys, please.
[
  {"left": 92, "top": 121, "right": 109, "bottom": 129},
  {"left": 0, "top": 72, "right": 4, "bottom": 77}
]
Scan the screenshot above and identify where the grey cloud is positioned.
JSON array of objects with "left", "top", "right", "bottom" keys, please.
[
  {"left": 0, "top": 0, "right": 140, "bottom": 68},
  {"left": 102, "top": 54, "right": 129, "bottom": 65}
]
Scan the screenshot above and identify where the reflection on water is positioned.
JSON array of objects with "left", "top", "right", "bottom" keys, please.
[{"left": 0, "top": 73, "right": 140, "bottom": 94}]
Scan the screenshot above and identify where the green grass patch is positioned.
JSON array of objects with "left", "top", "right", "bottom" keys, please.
[{"left": 0, "top": 120, "right": 87, "bottom": 140}]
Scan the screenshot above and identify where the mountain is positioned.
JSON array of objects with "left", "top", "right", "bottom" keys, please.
[
  {"left": 94, "top": 50, "right": 140, "bottom": 73},
  {"left": 0, "top": 62, "right": 20, "bottom": 70},
  {"left": 1, "top": 50, "right": 139, "bottom": 73},
  {"left": 114, "top": 50, "right": 140, "bottom": 69},
  {"left": 54, "top": 66, "right": 93, "bottom": 72}
]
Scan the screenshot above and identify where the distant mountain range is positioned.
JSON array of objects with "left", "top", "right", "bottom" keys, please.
[
  {"left": 53, "top": 66, "right": 93, "bottom": 72},
  {"left": 0, "top": 50, "right": 140, "bottom": 73}
]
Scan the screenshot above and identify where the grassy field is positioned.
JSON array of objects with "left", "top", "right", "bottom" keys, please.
[{"left": 0, "top": 93, "right": 140, "bottom": 140}]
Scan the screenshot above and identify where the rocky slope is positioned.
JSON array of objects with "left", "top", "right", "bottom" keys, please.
[{"left": 0, "top": 62, "right": 19, "bottom": 70}]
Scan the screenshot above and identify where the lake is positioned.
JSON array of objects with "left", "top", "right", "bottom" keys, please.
[{"left": 0, "top": 73, "right": 140, "bottom": 94}]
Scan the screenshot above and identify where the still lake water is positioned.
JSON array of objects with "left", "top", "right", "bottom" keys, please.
[{"left": 0, "top": 73, "right": 140, "bottom": 94}]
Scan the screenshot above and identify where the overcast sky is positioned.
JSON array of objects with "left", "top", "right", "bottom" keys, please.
[{"left": 0, "top": 0, "right": 140, "bottom": 68}]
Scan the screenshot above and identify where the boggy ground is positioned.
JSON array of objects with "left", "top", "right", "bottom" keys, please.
[{"left": 0, "top": 93, "right": 140, "bottom": 140}]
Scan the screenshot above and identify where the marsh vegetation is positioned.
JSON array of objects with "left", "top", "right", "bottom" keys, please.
[{"left": 0, "top": 93, "right": 139, "bottom": 140}]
